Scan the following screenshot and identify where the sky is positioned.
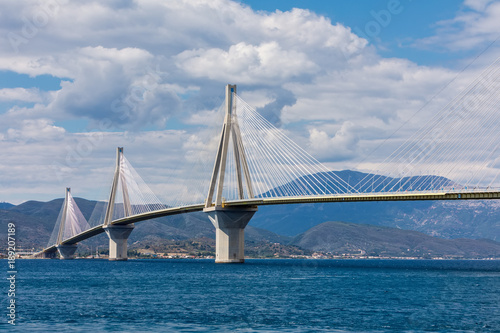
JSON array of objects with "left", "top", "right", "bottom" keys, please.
[{"left": 0, "top": 0, "right": 499, "bottom": 204}]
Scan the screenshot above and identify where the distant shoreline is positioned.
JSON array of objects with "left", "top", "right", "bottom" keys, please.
[{"left": 10, "top": 256, "right": 500, "bottom": 261}]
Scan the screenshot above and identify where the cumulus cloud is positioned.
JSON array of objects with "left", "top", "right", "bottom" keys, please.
[
  {"left": 5, "top": 118, "right": 65, "bottom": 142},
  {"left": 0, "top": 46, "right": 183, "bottom": 129},
  {"left": 254, "top": 88, "right": 296, "bottom": 127},
  {"left": 0, "top": 0, "right": 497, "bottom": 203},
  {"left": 280, "top": 58, "right": 457, "bottom": 151},
  {"left": 176, "top": 41, "right": 318, "bottom": 84},
  {"left": 0, "top": 0, "right": 371, "bottom": 135},
  {"left": 0, "top": 87, "right": 45, "bottom": 102},
  {"left": 308, "top": 122, "right": 359, "bottom": 162}
]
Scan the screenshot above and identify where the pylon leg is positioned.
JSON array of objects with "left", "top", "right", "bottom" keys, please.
[
  {"left": 104, "top": 224, "right": 134, "bottom": 261},
  {"left": 57, "top": 244, "right": 78, "bottom": 260},
  {"left": 204, "top": 207, "right": 257, "bottom": 263}
]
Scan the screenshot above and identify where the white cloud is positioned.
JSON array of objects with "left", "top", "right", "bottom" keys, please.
[
  {"left": 0, "top": 45, "right": 181, "bottom": 129},
  {"left": 176, "top": 41, "right": 318, "bottom": 84},
  {"left": 281, "top": 58, "right": 457, "bottom": 134},
  {"left": 415, "top": 0, "right": 500, "bottom": 51},
  {"left": 0, "top": 127, "right": 217, "bottom": 205},
  {"left": 0, "top": 0, "right": 497, "bottom": 203},
  {"left": 5, "top": 119, "right": 65, "bottom": 142},
  {"left": 0, "top": 0, "right": 369, "bottom": 134},
  {"left": 308, "top": 122, "right": 359, "bottom": 162},
  {"left": 464, "top": 0, "right": 496, "bottom": 12},
  {"left": 260, "top": 8, "right": 367, "bottom": 57},
  {"left": 0, "top": 87, "right": 45, "bottom": 102}
]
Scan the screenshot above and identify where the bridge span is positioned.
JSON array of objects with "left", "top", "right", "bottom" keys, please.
[
  {"left": 36, "top": 77, "right": 500, "bottom": 262},
  {"left": 37, "top": 189, "right": 500, "bottom": 260}
]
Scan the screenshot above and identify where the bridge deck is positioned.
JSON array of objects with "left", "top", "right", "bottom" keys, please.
[
  {"left": 227, "top": 191, "right": 500, "bottom": 207},
  {"left": 37, "top": 190, "right": 500, "bottom": 255}
]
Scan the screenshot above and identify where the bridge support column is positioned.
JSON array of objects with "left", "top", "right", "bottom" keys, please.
[
  {"left": 204, "top": 207, "right": 257, "bottom": 263},
  {"left": 43, "top": 248, "right": 58, "bottom": 259},
  {"left": 104, "top": 224, "right": 134, "bottom": 261},
  {"left": 56, "top": 244, "right": 78, "bottom": 259}
]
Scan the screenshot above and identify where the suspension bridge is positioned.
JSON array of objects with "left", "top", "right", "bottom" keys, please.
[{"left": 35, "top": 59, "right": 500, "bottom": 263}]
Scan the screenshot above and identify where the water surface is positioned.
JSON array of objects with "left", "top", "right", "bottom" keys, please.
[{"left": 3, "top": 259, "right": 499, "bottom": 332}]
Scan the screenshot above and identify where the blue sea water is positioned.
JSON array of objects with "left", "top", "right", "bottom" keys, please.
[{"left": 2, "top": 259, "right": 499, "bottom": 332}]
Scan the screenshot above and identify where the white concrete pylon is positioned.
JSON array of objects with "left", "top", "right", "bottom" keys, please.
[
  {"left": 204, "top": 85, "right": 258, "bottom": 263},
  {"left": 56, "top": 187, "right": 71, "bottom": 245},
  {"left": 104, "top": 147, "right": 133, "bottom": 226},
  {"left": 56, "top": 188, "right": 78, "bottom": 260},
  {"left": 103, "top": 147, "right": 135, "bottom": 260},
  {"left": 205, "top": 84, "right": 254, "bottom": 208}
]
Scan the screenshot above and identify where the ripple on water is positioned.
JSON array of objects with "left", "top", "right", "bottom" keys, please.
[{"left": 7, "top": 259, "right": 500, "bottom": 332}]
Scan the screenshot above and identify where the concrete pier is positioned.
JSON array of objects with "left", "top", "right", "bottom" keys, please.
[
  {"left": 104, "top": 224, "right": 134, "bottom": 261},
  {"left": 204, "top": 207, "right": 257, "bottom": 263},
  {"left": 43, "top": 250, "right": 58, "bottom": 259},
  {"left": 56, "top": 244, "right": 78, "bottom": 259}
]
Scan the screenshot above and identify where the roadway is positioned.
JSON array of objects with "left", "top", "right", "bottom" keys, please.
[{"left": 36, "top": 190, "right": 500, "bottom": 256}]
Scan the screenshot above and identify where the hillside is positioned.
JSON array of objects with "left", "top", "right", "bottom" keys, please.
[
  {"left": 1, "top": 197, "right": 499, "bottom": 259},
  {"left": 0, "top": 199, "right": 288, "bottom": 251},
  {"left": 260, "top": 170, "right": 456, "bottom": 197},
  {"left": 0, "top": 197, "right": 98, "bottom": 249},
  {"left": 250, "top": 170, "right": 500, "bottom": 241},
  {"left": 1, "top": 169, "right": 499, "bottom": 254},
  {"left": 291, "top": 221, "right": 500, "bottom": 258},
  {"left": 0, "top": 202, "right": 14, "bottom": 210},
  {"left": 250, "top": 199, "right": 500, "bottom": 241}
]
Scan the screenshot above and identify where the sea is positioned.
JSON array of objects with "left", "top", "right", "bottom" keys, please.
[{"left": 2, "top": 259, "right": 499, "bottom": 332}]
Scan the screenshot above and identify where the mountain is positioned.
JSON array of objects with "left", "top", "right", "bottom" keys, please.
[
  {"left": 0, "top": 197, "right": 98, "bottom": 249},
  {"left": 0, "top": 199, "right": 287, "bottom": 250},
  {"left": 250, "top": 170, "right": 500, "bottom": 241},
  {"left": 260, "top": 170, "right": 456, "bottom": 197},
  {"left": 291, "top": 221, "right": 500, "bottom": 258},
  {"left": 250, "top": 200, "right": 500, "bottom": 241},
  {"left": 0, "top": 202, "right": 14, "bottom": 210},
  {"left": 1, "top": 169, "right": 499, "bottom": 251},
  {"left": 125, "top": 211, "right": 288, "bottom": 244}
]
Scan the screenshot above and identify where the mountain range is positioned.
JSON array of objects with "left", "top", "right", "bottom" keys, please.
[
  {"left": 292, "top": 221, "right": 500, "bottom": 258},
  {"left": 252, "top": 170, "right": 499, "bottom": 241},
  {"left": 1, "top": 170, "right": 499, "bottom": 257},
  {"left": 0, "top": 202, "right": 14, "bottom": 210},
  {"left": 251, "top": 199, "right": 500, "bottom": 241}
]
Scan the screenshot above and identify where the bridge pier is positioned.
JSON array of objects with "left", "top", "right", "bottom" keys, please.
[
  {"left": 43, "top": 248, "right": 58, "bottom": 259},
  {"left": 104, "top": 224, "right": 134, "bottom": 261},
  {"left": 56, "top": 244, "right": 78, "bottom": 259},
  {"left": 204, "top": 207, "right": 257, "bottom": 263}
]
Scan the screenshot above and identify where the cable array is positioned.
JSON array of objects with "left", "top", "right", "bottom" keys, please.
[
  {"left": 356, "top": 57, "right": 500, "bottom": 193},
  {"left": 53, "top": 58, "right": 500, "bottom": 239},
  {"left": 88, "top": 201, "right": 108, "bottom": 228},
  {"left": 63, "top": 192, "right": 91, "bottom": 240},
  {"left": 47, "top": 203, "right": 64, "bottom": 247},
  {"left": 47, "top": 191, "right": 91, "bottom": 246},
  {"left": 168, "top": 102, "right": 227, "bottom": 208},
  {"left": 218, "top": 94, "right": 356, "bottom": 201},
  {"left": 112, "top": 154, "right": 167, "bottom": 220}
]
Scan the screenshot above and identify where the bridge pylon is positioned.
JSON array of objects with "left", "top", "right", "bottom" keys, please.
[
  {"left": 56, "top": 188, "right": 78, "bottom": 259},
  {"left": 103, "top": 147, "right": 135, "bottom": 261},
  {"left": 204, "top": 84, "right": 257, "bottom": 263}
]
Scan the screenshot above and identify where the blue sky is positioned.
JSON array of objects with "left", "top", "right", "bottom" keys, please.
[
  {"left": 0, "top": 0, "right": 499, "bottom": 203},
  {"left": 241, "top": 0, "right": 464, "bottom": 62},
  {"left": 241, "top": 0, "right": 500, "bottom": 67}
]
